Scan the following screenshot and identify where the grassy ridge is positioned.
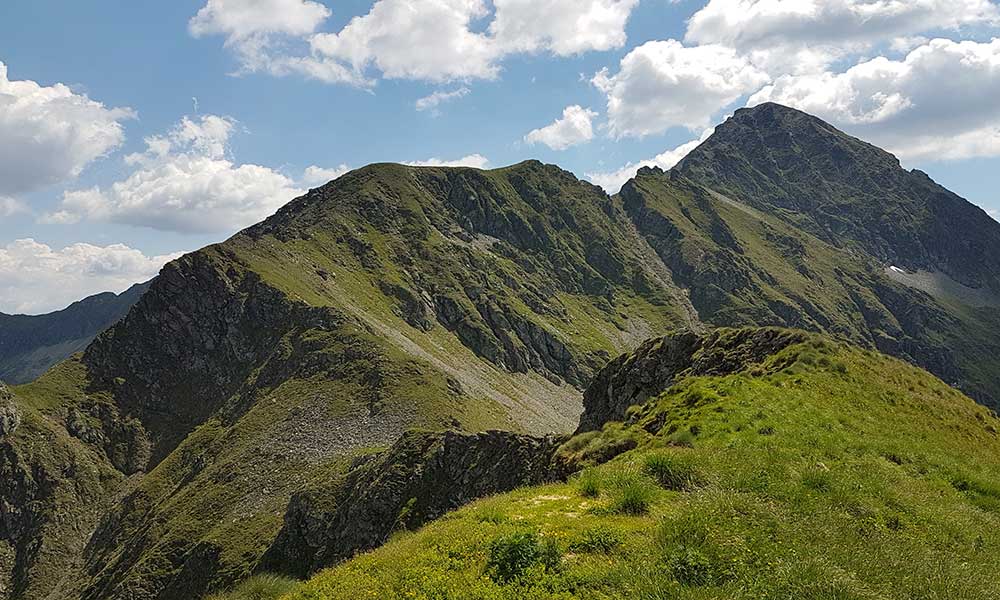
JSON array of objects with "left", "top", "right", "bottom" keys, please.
[{"left": 265, "top": 336, "right": 1000, "bottom": 600}]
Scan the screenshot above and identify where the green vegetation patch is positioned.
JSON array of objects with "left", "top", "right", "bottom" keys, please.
[{"left": 285, "top": 340, "right": 1000, "bottom": 600}]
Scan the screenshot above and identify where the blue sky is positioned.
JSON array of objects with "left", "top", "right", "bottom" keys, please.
[{"left": 1, "top": 0, "right": 998, "bottom": 313}]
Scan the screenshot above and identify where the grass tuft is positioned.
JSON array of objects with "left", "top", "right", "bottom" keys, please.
[
  {"left": 644, "top": 450, "right": 703, "bottom": 491},
  {"left": 203, "top": 574, "right": 299, "bottom": 600}
]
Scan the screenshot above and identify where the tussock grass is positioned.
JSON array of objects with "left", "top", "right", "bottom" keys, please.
[{"left": 203, "top": 574, "right": 299, "bottom": 600}]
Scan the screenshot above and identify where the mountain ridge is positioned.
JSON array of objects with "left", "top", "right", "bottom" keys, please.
[
  {"left": 3, "top": 103, "right": 1000, "bottom": 599},
  {"left": 0, "top": 281, "right": 151, "bottom": 385}
]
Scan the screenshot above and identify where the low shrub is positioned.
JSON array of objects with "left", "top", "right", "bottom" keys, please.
[{"left": 485, "top": 531, "right": 561, "bottom": 583}]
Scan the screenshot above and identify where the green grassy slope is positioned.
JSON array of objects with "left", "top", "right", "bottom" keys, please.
[{"left": 278, "top": 332, "right": 1000, "bottom": 600}]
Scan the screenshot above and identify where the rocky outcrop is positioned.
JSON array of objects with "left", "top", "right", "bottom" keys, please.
[
  {"left": 0, "top": 397, "right": 121, "bottom": 600},
  {"left": 260, "top": 429, "right": 562, "bottom": 578},
  {"left": 83, "top": 249, "right": 344, "bottom": 466},
  {"left": 433, "top": 291, "right": 597, "bottom": 386},
  {"left": 579, "top": 328, "right": 809, "bottom": 432},
  {"left": 0, "top": 383, "right": 19, "bottom": 438},
  {"left": 64, "top": 401, "right": 151, "bottom": 475}
]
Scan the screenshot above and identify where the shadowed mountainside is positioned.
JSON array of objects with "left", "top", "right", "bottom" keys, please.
[{"left": 0, "top": 282, "right": 150, "bottom": 384}]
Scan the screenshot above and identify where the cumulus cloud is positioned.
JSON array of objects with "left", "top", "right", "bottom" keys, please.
[
  {"left": 988, "top": 208, "right": 1000, "bottom": 221},
  {"left": 403, "top": 154, "right": 490, "bottom": 168},
  {"left": 685, "top": 0, "right": 1000, "bottom": 72},
  {"left": 0, "top": 61, "right": 134, "bottom": 198},
  {"left": 524, "top": 105, "right": 598, "bottom": 150},
  {"left": 189, "top": 0, "right": 331, "bottom": 40},
  {"left": 585, "top": 128, "right": 715, "bottom": 193},
  {"left": 0, "top": 197, "right": 27, "bottom": 218},
  {"left": 415, "top": 87, "right": 471, "bottom": 112},
  {"left": 46, "top": 114, "right": 304, "bottom": 233},
  {"left": 0, "top": 238, "right": 182, "bottom": 315},
  {"left": 490, "top": 0, "right": 639, "bottom": 56},
  {"left": 310, "top": 0, "right": 497, "bottom": 83},
  {"left": 749, "top": 38, "right": 1000, "bottom": 161},
  {"left": 191, "top": 0, "right": 641, "bottom": 85},
  {"left": 593, "top": 40, "right": 769, "bottom": 137},
  {"left": 189, "top": 0, "right": 337, "bottom": 73},
  {"left": 302, "top": 164, "right": 351, "bottom": 185}
]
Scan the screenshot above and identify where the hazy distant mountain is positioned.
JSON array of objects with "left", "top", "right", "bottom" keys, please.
[{"left": 0, "top": 282, "right": 151, "bottom": 384}]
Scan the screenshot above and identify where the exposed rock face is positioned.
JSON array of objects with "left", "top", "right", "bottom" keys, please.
[
  {"left": 579, "top": 328, "right": 808, "bottom": 432},
  {"left": 261, "top": 429, "right": 562, "bottom": 578},
  {"left": 64, "top": 401, "right": 151, "bottom": 475},
  {"left": 0, "top": 383, "right": 19, "bottom": 438},
  {"left": 0, "top": 392, "right": 120, "bottom": 600},
  {"left": 83, "top": 250, "right": 344, "bottom": 466}
]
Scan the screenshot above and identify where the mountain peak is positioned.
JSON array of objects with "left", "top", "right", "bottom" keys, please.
[
  {"left": 674, "top": 103, "right": 1000, "bottom": 293},
  {"left": 698, "top": 102, "right": 901, "bottom": 169}
]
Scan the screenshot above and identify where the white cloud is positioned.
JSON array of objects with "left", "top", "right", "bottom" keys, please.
[
  {"left": 302, "top": 164, "right": 351, "bottom": 185},
  {"left": 749, "top": 38, "right": 1000, "bottom": 161},
  {"left": 189, "top": 0, "right": 331, "bottom": 68},
  {"left": 309, "top": 0, "right": 498, "bottom": 83},
  {"left": 890, "top": 35, "right": 931, "bottom": 54},
  {"left": 416, "top": 86, "right": 471, "bottom": 111},
  {"left": 0, "top": 197, "right": 27, "bottom": 218},
  {"left": 585, "top": 128, "right": 715, "bottom": 193},
  {"left": 190, "top": 0, "right": 331, "bottom": 39},
  {"left": 988, "top": 208, "right": 999, "bottom": 221},
  {"left": 190, "top": 0, "right": 641, "bottom": 85},
  {"left": 0, "top": 61, "right": 134, "bottom": 198},
  {"left": 403, "top": 154, "right": 490, "bottom": 168},
  {"left": 524, "top": 105, "right": 598, "bottom": 150},
  {"left": 265, "top": 55, "right": 369, "bottom": 86},
  {"left": 0, "top": 238, "right": 182, "bottom": 315},
  {"left": 593, "top": 40, "right": 769, "bottom": 137},
  {"left": 490, "top": 0, "right": 639, "bottom": 56},
  {"left": 46, "top": 115, "right": 304, "bottom": 233},
  {"left": 685, "top": 0, "right": 1000, "bottom": 72}
]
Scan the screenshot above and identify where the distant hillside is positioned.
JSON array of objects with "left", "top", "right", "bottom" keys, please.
[{"left": 0, "top": 282, "right": 150, "bottom": 384}]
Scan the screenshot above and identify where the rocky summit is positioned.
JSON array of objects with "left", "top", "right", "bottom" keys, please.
[{"left": 2, "top": 104, "right": 1000, "bottom": 600}]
